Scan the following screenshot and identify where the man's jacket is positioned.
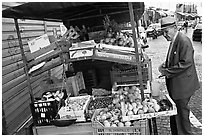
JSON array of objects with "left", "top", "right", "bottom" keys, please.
[{"left": 163, "top": 32, "right": 200, "bottom": 100}]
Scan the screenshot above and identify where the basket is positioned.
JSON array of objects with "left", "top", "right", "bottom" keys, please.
[
  {"left": 30, "top": 100, "right": 58, "bottom": 126},
  {"left": 91, "top": 109, "right": 149, "bottom": 135},
  {"left": 110, "top": 61, "right": 149, "bottom": 85}
]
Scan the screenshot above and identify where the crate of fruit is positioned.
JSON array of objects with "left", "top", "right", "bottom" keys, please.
[
  {"left": 110, "top": 60, "right": 150, "bottom": 85},
  {"left": 30, "top": 99, "right": 58, "bottom": 126},
  {"left": 87, "top": 96, "right": 113, "bottom": 120},
  {"left": 112, "top": 83, "right": 151, "bottom": 95},
  {"left": 112, "top": 84, "right": 177, "bottom": 121},
  {"left": 119, "top": 89, "right": 177, "bottom": 121},
  {"left": 121, "top": 94, "right": 177, "bottom": 121},
  {"left": 58, "top": 95, "right": 91, "bottom": 122},
  {"left": 91, "top": 109, "right": 149, "bottom": 135}
]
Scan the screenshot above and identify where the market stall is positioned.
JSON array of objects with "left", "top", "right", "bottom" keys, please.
[{"left": 2, "top": 2, "right": 177, "bottom": 135}]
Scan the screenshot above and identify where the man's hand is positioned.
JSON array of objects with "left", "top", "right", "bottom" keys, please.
[{"left": 158, "top": 62, "right": 166, "bottom": 77}]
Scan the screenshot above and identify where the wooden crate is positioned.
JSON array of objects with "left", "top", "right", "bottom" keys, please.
[
  {"left": 91, "top": 109, "right": 149, "bottom": 135},
  {"left": 58, "top": 95, "right": 91, "bottom": 122},
  {"left": 110, "top": 60, "right": 150, "bottom": 85},
  {"left": 65, "top": 72, "right": 85, "bottom": 96},
  {"left": 40, "top": 72, "right": 85, "bottom": 97},
  {"left": 121, "top": 94, "right": 177, "bottom": 121}
]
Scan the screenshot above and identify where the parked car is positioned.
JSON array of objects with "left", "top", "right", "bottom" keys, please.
[
  {"left": 146, "top": 23, "right": 162, "bottom": 38},
  {"left": 192, "top": 23, "right": 202, "bottom": 42}
]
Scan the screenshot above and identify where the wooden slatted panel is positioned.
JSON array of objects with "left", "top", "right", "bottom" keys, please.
[
  {"left": 2, "top": 61, "right": 24, "bottom": 76},
  {"left": 5, "top": 85, "right": 43, "bottom": 134},
  {"left": 4, "top": 75, "right": 44, "bottom": 122},
  {"left": 45, "top": 21, "right": 64, "bottom": 81},
  {"left": 2, "top": 17, "right": 62, "bottom": 134}
]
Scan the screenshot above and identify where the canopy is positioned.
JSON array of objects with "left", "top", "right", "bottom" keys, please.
[{"left": 2, "top": 2, "right": 144, "bottom": 27}]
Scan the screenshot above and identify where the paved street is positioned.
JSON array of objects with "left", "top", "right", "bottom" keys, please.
[{"left": 145, "top": 27, "right": 202, "bottom": 135}]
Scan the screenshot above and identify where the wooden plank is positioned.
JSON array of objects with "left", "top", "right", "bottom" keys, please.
[
  {"left": 2, "top": 74, "right": 27, "bottom": 94},
  {"left": 6, "top": 107, "right": 31, "bottom": 135},
  {"left": 2, "top": 54, "right": 23, "bottom": 67},
  {"left": 2, "top": 46, "right": 30, "bottom": 58},
  {"left": 2, "top": 18, "right": 15, "bottom": 24},
  {"left": 2, "top": 67, "right": 25, "bottom": 85},
  {"left": 2, "top": 70, "right": 46, "bottom": 94},
  {"left": 3, "top": 79, "right": 28, "bottom": 103},
  {"left": 2, "top": 38, "right": 28, "bottom": 49},
  {"left": 25, "top": 41, "right": 60, "bottom": 61},
  {"left": 2, "top": 18, "right": 43, "bottom": 25},
  {"left": 47, "top": 27, "right": 60, "bottom": 31},
  {"left": 26, "top": 43, "right": 59, "bottom": 61},
  {"left": 4, "top": 81, "right": 41, "bottom": 119},
  {"left": 2, "top": 24, "right": 16, "bottom": 32},
  {"left": 28, "top": 50, "right": 62, "bottom": 68},
  {"left": 31, "top": 57, "right": 62, "bottom": 77},
  {"left": 4, "top": 90, "right": 30, "bottom": 119},
  {"left": 2, "top": 73, "right": 44, "bottom": 103},
  {"left": 6, "top": 86, "right": 42, "bottom": 129},
  {"left": 2, "top": 61, "right": 24, "bottom": 76},
  {"left": 4, "top": 78, "right": 42, "bottom": 118},
  {"left": 46, "top": 21, "right": 61, "bottom": 26},
  {"left": 3, "top": 25, "right": 45, "bottom": 32},
  {"left": 2, "top": 23, "right": 44, "bottom": 32},
  {"left": 18, "top": 19, "right": 44, "bottom": 25},
  {"left": 18, "top": 25, "right": 45, "bottom": 31},
  {"left": 2, "top": 31, "right": 45, "bottom": 40}
]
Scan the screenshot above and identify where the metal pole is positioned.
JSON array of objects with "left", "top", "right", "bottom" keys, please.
[
  {"left": 128, "top": 2, "right": 145, "bottom": 100},
  {"left": 14, "top": 18, "right": 34, "bottom": 103}
]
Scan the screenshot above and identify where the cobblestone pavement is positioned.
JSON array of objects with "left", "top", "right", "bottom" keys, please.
[{"left": 145, "top": 28, "right": 202, "bottom": 135}]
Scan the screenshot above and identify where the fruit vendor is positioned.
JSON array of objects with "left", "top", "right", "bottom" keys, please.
[{"left": 158, "top": 17, "right": 200, "bottom": 135}]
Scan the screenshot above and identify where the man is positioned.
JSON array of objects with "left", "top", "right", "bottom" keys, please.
[{"left": 158, "top": 17, "right": 200, "bottom": 135}]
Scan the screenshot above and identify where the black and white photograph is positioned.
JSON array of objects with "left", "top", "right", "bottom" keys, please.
[{"left": 1, "top": 0, "right": 202, "bottom": 135}]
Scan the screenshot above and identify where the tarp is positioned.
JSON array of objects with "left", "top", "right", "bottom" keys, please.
[{"left": 2, "top": 2, "right": 144, "bottom": 27}]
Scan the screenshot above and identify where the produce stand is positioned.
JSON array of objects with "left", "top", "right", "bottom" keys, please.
[{"left": 3, "top": 2, "right": 177, "bottom": 135}]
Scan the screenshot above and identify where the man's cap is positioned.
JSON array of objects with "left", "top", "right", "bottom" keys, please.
[{"left": 160, "top": 16, "right": 176, "bottom": 29}]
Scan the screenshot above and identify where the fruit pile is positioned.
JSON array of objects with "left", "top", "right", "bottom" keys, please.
[
  {"left": 112, "top": 85, "right": 171, "bottom": 116},
  {"left": 94, "top": 108, "right": 142, "bottom": 127},
  {"left": 100, "top": 33, "right": 134, "bottom": 47},
  {"left": 88, "top": 96, "right": 113, "bottom": 110},
  {"left": 65, "top": 96, "right": 90, "bottom": 111}
]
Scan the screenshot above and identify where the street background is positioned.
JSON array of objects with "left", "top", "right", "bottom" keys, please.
[{"left": 145, "top": 27, "right": 202, "bottom": 135}]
